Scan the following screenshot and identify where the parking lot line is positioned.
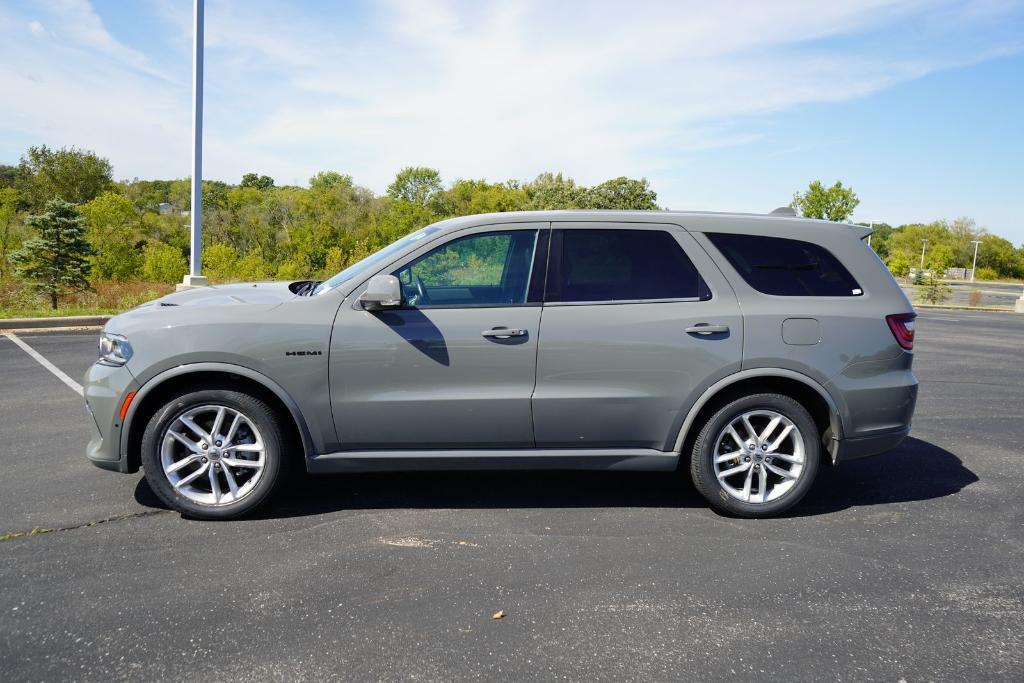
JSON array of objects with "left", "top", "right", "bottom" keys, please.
[{"left": 4, "top": 332, "right": 84, "bottom": 396}]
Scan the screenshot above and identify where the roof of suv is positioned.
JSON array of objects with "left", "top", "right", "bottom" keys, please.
[{"left": 433, "top": 210, "right": 873, "bottom": 240}]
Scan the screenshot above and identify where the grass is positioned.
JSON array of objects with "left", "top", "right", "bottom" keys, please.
[
  {"left": 0, "top": 279, "right": 174, "bottom": 319},
  {"left": 0, "top": 528, "right": 54, "bottom": 542}
]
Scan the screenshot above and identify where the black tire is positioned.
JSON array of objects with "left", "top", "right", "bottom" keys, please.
[
  {"left": 690, "top": 393, "right": 820, "bottom": 518},
  {"left": 141, "top": 387, "right": 286, "bottom": 520}
]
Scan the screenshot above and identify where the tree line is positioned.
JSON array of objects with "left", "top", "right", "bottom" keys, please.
[{"left": 1, "top": 145, "right": 1021, "bottom": 311}]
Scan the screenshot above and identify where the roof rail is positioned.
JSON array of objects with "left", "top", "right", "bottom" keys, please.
[{"left": 769, "top": 206, "right": 797, "bottom": 216}]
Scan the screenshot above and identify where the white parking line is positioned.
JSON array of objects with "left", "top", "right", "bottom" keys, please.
[{"left": 3, "top": 332, "right": 84, "bottom": 396}]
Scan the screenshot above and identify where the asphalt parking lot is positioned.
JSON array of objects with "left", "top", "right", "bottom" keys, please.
[{"left": 1, "top": 311, "right": 1022, "bottom": 681}]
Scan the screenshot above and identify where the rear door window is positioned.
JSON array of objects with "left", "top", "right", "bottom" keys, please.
[
  {"left": 706, "top": 233, "right": 862, "bottom": 296},
  {"left": 546, "top": 228, "right": 710, "bottom": 303}
]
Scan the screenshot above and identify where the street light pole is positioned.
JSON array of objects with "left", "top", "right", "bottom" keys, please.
[
  {"left": 969, "top": 240, "right": 981, "bottom": 282},
  {"left": 180, "top": 0, "right": 208, "bottom": 289},
  {"left": 920, "top": 238, "right": 928, "bottom": 271}
]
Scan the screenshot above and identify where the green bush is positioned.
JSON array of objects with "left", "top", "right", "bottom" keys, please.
[
  {"left": 203, "top": 243, "right": 239, "bottom": 282},
  {"left": 236, "top": 253, "right": 274, "bottom": 281},
  {"left": 141, "top": 242, "right": 187, "bottom": 283},
  {"left": 974, "top": 266, "right": 999, "bottom": 281}
]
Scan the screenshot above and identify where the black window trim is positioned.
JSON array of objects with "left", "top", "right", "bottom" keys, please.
[{"left": 543, "top": 226, "right": 713, "bottom": 306}]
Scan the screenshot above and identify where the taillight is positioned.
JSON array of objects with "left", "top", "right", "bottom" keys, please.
[{"left": 886, "top": 313, "right": 916, "bottom": 350}]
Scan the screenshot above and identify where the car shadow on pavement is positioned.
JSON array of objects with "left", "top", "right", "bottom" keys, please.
[{"left": 133, "top": 437, "right": 977, "bottom": 519}]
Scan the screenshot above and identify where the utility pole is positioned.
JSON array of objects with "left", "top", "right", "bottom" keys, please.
[
  {"left": 919, "top": 239, "right": 928, "bottom": 271},
  {"left": 180, "top": 0, "right": 208, "bottom": 289},
  {"left": 969, "top": 240, "right": 981, "bottom": 282}
]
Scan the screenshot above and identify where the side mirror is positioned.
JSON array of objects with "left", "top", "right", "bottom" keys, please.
[{"left": 359, "top": 274, "right": 402, "bottom": 310}]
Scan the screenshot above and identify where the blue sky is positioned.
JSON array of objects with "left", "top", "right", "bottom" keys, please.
[{"left": 1, "top": 0, "right": 1022, "bottom": 241}]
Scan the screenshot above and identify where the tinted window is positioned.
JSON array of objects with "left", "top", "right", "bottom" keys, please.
[
  {"left": 394, "top": 230, "right": 538, "bottom": 307},
  {"left": 707, "top": 233, "right": 862, "bottom": 297},
  {"left": 547, "top": 229, "right": 708, "bottom": 302}
]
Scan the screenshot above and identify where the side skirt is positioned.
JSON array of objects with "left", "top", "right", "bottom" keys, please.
[{"left": 306, "top": 448, "right": 679, "bottom": 473}]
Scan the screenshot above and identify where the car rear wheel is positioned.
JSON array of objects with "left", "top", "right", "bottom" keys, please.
[
  {"left": 141, "top": 387, "right": 285, "bottom": 520},
  {"left": 690, "top": 393, "right": 820, "bottom": 517}
]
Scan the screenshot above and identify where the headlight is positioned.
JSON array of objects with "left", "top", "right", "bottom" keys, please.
[{"left": 97, "top": 333, "right": 133, "bottom": 366}]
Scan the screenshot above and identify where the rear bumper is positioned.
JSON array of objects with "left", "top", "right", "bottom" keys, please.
[{"left": 835, "top": 425, "right": 911, "bottom": 462}]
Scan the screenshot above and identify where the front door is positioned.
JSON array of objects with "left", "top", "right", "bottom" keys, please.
[
  {"left": 330, "top": 224, "right": 548, "bottom": 449},
  {"left": 532, "top": 223, "right": 744, "bottom": 450}
]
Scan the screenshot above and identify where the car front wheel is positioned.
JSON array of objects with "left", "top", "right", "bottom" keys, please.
[
  {"left": 141, "top": 387, "right": 285, "bottom": 520},
  {"left": 690, "top": 393, "right": 820, "bottom": 517}
]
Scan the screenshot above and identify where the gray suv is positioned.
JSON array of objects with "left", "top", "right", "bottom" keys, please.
[{"left": 84, "top": 210, "right": 918, "bottom": 519}]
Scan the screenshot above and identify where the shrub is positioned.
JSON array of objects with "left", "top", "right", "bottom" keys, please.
[
  {"left": 235, "top": 253, "right": 274, "bottom": 281},
  {"left": 974, "top": 266, "right": 999, "bottom": 281},
  {"left": 886, "top": 254, "right": 912, "bottom": 278},
  {"left": 967, "top": 289, "right": 983, "bottom": 307},
  {"left": 141, "top": 242, "right": 187, "bottom": 283},
  {"left": 203, "top": 243, "right": 239, "bottom": 282}
]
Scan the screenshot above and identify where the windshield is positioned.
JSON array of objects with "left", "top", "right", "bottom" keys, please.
[{"left": 313, "top": 226, "right": 443, "bottom": 295}]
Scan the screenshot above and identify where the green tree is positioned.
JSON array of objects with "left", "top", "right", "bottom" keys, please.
[
  {"left": 80, "top": 191, "right": 143, "bottom": 280},
  {"left": 918, "top": 273, "right": 952, "bottom": 304},
  {"left": 16, "top": 145, "right": 113, "bottom": 210},
  {"left": 584, "top": 176, "right": 659, "bottom": 210},
  {"left": 10, "top": 199, "right": 93, "bottom": 309},
  {"left": 240, "top": 173, "right": 275, "bottom": 190},
  {"left": 524, "top": 172, "right": 586, "bottom": 209},
  {"left": 309, "top": 171, "right": 353, "bottom": 192},
  {"left": 141, "top": 242, "right": 188, "bottom": 283},
  {"left": 0, "top": 164, "right": 16, "bottom": 189},
  {"left": 387, "top": 167, "right": 443, "bottom": 206},
  {"left": 790, "top": 180, "right": 860, "bottom": 222},
  {"left": 0, "top": 188, "right": 23, "bottom": 278}
]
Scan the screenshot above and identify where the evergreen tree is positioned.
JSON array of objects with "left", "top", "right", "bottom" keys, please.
[{"left": 10, "top": 199, "right": 93, "bottom": 309}]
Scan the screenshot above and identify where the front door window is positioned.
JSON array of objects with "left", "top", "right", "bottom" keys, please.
[{"left": 395, "top": 230, "right": 539, "bottom": 307}]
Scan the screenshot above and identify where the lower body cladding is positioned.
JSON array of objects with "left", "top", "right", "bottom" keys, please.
[{"left": 306, "top": 449, "right": 680, "bottom": 473}]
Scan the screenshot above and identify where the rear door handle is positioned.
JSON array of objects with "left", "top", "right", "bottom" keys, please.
[
  {"left": 482, "top": 327, "right": 527, "bottom": 339},
  {"left": 685, "top": 324, "right": 730, "bottom": 335}
]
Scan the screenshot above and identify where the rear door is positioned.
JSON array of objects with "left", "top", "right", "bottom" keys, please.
[{"left": 531, "top": 222, "right": 743, "bottom": 450}]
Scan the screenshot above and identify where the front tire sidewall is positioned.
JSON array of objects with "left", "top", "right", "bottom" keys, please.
[
  {"left": 141, "top": 389, "right": 283, "bottom": 520},
  {"left": 691, "top": 394, "right": 820, "bottom": 518}
]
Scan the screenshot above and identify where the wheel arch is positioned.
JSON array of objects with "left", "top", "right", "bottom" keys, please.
[
  {"left": 121, "top": 363, "right": 314, "bottom": 473},
  {"left": 673, "top": 369, "right": 843, "bottom": 464}
]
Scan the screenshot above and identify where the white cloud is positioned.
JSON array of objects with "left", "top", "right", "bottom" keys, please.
[
  {"left": 1, "top": 0, "right": 1021, "bottom": 195},
  {"left": 27, "top": 19, "right": 46, "bottom": 37}
]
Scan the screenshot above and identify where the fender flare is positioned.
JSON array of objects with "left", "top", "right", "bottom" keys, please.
[
  {"left": 672, "top": 368, "right": 844, "bottom": 454},
  {"left": 120, "top": 362, "right": 315, "bottom": 461}
]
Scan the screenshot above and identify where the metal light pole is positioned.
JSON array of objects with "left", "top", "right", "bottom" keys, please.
[
  {"left": 919, "top": 239, "right": 928, "bottom": 270},
  {"left": 969, "top": 240, "right": 981, "bottom": 282},
  {"left": 180, "top": 0, "right": 208, "bottom": 289}
]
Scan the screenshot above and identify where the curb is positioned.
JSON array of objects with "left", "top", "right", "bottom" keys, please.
[
  {"left": 0, "top": 315, "right": 111, "bottom": 331},
  {"left": 913, "top": 304, "right": 1017, "bottom": 313}
]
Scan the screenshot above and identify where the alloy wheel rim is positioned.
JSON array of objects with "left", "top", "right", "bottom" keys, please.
[
  {"left": 712, "top": 409, "right": 805, "bottom": 504},
  {"left": 160, "top": 404, "right": 266, "bottom": 506}
]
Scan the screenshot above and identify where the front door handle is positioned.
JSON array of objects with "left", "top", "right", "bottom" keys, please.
[
  {"left": 482, "top": 327, "right": 527, "bottom": 339},
  {"left": 685, "top": 323, "right": 730, "bottom": 335}
]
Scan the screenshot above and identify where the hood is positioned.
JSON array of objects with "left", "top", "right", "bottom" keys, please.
[{"left": 138, "top": 281, "right": 302, "bottom": 309}]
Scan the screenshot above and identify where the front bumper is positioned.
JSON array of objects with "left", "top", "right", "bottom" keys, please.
[{"left": 84, "top": 361, "right": 138, "bottom": 473}]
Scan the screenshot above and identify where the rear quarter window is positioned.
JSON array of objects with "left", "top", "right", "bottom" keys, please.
[{"left": 706, "top": 233, "right": 862, "bottom": 297}]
